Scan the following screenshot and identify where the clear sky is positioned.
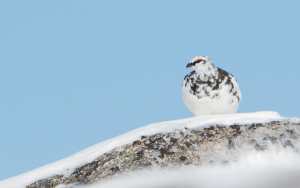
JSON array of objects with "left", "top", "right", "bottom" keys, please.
[{"left": 1, "top": 0, "right": 299, "bottom": 181}]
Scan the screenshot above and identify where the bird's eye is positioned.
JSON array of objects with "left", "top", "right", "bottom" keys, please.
[{"left": 194, "top": 59, "right": 203, "bottom": 64}]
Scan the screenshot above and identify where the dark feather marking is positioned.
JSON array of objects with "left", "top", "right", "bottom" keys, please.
[
  {"left": 205, "top": 89, "right": 209, "bottom": 95},
  {"left": 184, "top": 68, "right": 237, "bottom": 99},
  {"left": 213, "top": 68, "right": 232, "bottom": 91},
  {"left": 184, "top": 74, "right": 188, "bottom": 80},
  {"left": 218, "top": 68, "right": 232, "bottom": 85},
  {"left": 190, "top": 83, "right": 199, "bottom": 95}
]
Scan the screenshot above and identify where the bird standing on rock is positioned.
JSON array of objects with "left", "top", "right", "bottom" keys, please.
[{"left": 182, "top": 56, "right": 242, "bottom": 116}]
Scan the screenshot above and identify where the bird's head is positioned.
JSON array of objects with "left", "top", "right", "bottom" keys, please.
[{"left": 186, "top": 56, "right": 215, "bottom": 74}]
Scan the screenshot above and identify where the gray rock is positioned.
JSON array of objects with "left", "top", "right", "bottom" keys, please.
[{"left": 27, "top": 121, "right": 300, "bottom": 188}]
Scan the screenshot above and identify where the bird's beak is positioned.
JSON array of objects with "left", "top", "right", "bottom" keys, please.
[{"left": 186, "top": 63, "right": 193, "bottom": 68}]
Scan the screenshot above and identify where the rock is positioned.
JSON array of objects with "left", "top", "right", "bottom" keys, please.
[{"left": 27, "top": 121, "right": 300, "bottom": 188}]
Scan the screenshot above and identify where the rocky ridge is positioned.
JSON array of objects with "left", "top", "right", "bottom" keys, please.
[{"left": 27, "top": 120, "right": 300, "bottom": 188}]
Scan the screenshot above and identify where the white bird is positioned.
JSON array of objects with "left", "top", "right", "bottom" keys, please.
[{"left": 182, "top": 56, "right": 242, "bottom": 116}]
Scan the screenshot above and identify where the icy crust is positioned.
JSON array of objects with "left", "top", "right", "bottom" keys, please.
[{"left": 0, "top": 111, "right": 296, "bottom": 188}]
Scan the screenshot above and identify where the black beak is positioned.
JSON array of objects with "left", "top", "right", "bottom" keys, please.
[{"left": 186, "top": 63, "right": 193, "bottom": 68}]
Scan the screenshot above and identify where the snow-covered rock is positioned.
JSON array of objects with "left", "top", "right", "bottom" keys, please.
[{"left": 1, "top": 112, "right": 300, "bottom": 188}]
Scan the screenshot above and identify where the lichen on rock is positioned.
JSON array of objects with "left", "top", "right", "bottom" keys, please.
[{"left": 27, "top": 121, "right": 300, "bottom": 188}]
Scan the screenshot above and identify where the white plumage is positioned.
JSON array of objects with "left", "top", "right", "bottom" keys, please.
[{"left": 182, "top": 56, "right": 242, "bottom": 116}]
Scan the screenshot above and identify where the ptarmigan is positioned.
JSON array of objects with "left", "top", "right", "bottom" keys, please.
[{"left": 182, "top": 56, "right": 242, "bottom": 116}]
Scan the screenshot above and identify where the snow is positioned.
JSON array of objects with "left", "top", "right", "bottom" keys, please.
[
  {"left": 0, "top": 111, "right": 297, "bottom": 188},
  {"left": 57, "top": 150, "right": 300, "bottom": 188}
]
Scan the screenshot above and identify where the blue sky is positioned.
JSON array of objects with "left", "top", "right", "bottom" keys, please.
[{"left": 1, "top": 0, "right": 300, "bottom": 181}]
